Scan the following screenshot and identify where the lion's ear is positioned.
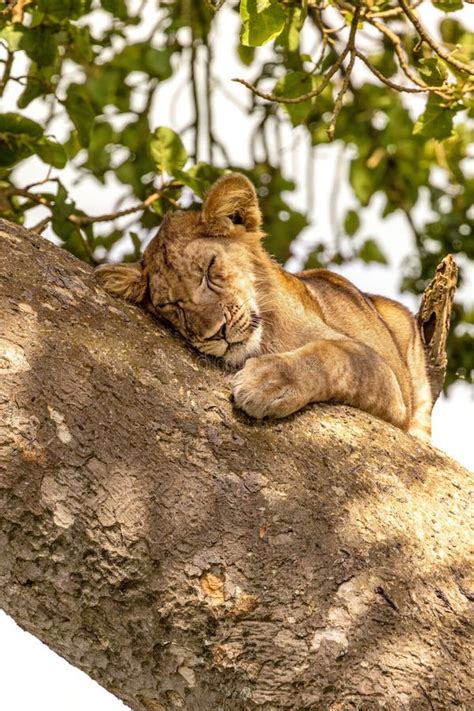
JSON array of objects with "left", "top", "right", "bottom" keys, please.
[
  {"left": 95, "top": 262, "right": 147, "bottom": 303},
  {"left": 202, "top": 173, "right": 262, "bottom": 231}
]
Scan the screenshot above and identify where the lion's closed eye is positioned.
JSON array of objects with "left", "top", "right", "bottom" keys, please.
[
  {"left": 204, "top": 255, "right": 222, "bottom": 292},
  {"left": 203, "top": 255, "right": 216, "bottom": 283}
]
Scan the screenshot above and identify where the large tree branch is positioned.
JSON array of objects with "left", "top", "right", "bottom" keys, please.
[{"left": 0, "top": 219, "right": 472, "bottom": 711}]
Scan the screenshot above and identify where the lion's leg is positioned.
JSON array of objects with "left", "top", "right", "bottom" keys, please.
[{"left": 232, "top": 339, "right": 408, "bottom": 430}]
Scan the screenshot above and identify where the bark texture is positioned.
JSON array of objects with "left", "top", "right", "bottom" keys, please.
[
  {"left": 0, "top": 219, "right": 472, "bottom": 711},
  {"left": 417, "top": 254, "right": 458, "bottom": 403}
]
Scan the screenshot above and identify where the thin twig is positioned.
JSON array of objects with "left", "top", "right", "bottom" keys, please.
[
  {"left": 329, "top": 143, "right": 345, "bottom": 249},
  {"left": 203, "top": 34, "right": 232, "bottom": 164},
  {"left": 78, "top": 227, "right": 98, "bottom": 264},
  {"left": 399, "top": 0, "right": 474, "bottom": 77},
  {"left": 24, "top": 171, "right": 57, "bottom": 192},
  {"left": 355, "top": 50, "right": 433, "bottom": 94},
  {"left": 327, "top": 6, "right": 360, "bottom": 140},
  {"left": 68, "top": 191, "right": 174, "bottom": 226},
  {"left": 7, "top": 188, "right": 51, "bottom": 207},
  {"left": 5, "top": 186, "right": 181, "bottom": 227},
  {"left": 306, "top": 134, "right": 314, "bottom": 219},
  {"left": 402, "top": 206, "right": 423, "bottom": 251},
  {"left": 204, "top": 38, "right": 213, "bottom": 164},
  {"left": 190, "top": 43, "right": 200, "bottom": 162},
  {"left": 368, "top": 17, "right": 452, "bottom": 100},
  {"left": 30, "top": 216, "right": 51, "bottom": 234},
  {"left": 0, "top": 50, "right": 13, "bottom": 96},
  {"left": 368, "top": 0, "right": 422, "bottom": 19},
  {"left": 205, "top": 0, "right": 225, "bottom": 10},
  {"left": 233, "top": 13, "right": 360, "bottom": 106}
]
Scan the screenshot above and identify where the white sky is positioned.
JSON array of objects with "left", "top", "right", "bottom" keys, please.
[{"left": 0, "top": 2, "right": 473, "bottom": 710}]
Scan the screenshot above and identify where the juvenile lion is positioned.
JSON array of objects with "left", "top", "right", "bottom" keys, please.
[{"left": 96, "top": 173, "right": 446, "bottom": 441}]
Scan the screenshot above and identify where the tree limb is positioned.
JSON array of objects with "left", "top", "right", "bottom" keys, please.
[{"left": 0, "top": 219, "right": 471, "bottom": 711}]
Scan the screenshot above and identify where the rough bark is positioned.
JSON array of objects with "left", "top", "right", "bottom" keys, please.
[
  {"left": 417, "top": 254, "right": 458, "bottom": 403},
  {"left": 0, "top": 218, "right": 472, "bottom": 711}
]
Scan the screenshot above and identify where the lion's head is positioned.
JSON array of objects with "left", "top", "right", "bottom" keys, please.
[{"left": 95, "top": 173, "right": 268, "bottom": 367}]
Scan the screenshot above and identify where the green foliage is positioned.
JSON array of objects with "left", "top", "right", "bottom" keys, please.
[
  {"left": 240, "top": 0, "right": 286, "bottom": 47},
  {"left": 414, "top": 95, "right": 460, "bottom": 141},
  {"left": 0, "top": 113, "right": 43, "bottom": 166},
  {"left": 149, "top": 127, "right": 188, "bottom": 175},
  {"left": 274, "top": 72, "right": 318, "bottom": 126},
  {"left": 432, "top": 0, "right": 463, "bottom": 12},
  {"left": 358, "top": 239, "right": 387, "bottom": 265},
  {"left": 344, "top": 210, "right": 360, "bottom": 237},
  {"left": 65, "top": 85, "right": 96, "bottom": 147},
  {"left": 0, "top": 0, "right": 472, "bottom": 388}
]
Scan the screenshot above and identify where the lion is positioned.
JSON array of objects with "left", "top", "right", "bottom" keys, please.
[{"left": 95, "top": 173, "right": 451, "bottom": 442}]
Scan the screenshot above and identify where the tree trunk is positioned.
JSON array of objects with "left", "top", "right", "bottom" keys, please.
[{"left": 0, "top": 218, "right": 472, "bottom": 711}]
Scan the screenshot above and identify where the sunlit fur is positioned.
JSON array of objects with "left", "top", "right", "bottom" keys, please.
[{"left": 96, "top": 173, "right": 434, "bottom": 441}]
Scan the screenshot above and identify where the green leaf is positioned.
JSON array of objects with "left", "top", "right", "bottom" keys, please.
[
  {"left": 36, "top": 137, "right": 67, "bottom": 168},
  {"left": 65, "top": 85, "right": 95, "bottom": 147},
  {"left": 112, "top": 44, "right": 172, "bottom": 79},
  {"left": 349, "top": 157, "right": 384, "bottom": 207},
  {"left": 100, "top": 0, "right": 128, "bottom": 20},
  {"left": 277, "top": 2, "right": 307, "bottom": 53},
  {"left": 0, "top": 25, "right": 24, "bottom": 51},
  {"left": 413, "top": 95, "right": 458, "bottom": 141},
  {"left": 0, "top": 113, "right": 42, "bottom": 137},
  {"left": 144, "top": 48, "right": 173, "bottom": 79},
  {"left": 237, "top": 44, "right": 255, "bottom": 66},
  {"left": 86, "top": 66, "right": 129, "bottom": 111},
  {"left": 432, "top": 0, "right": 463, "bottom": 12},
  {"left": 94, "top": 229, "right": 124, "bottom": 250},
  {"left": 440, "top": 18, "right": 463, "bottom": 43},
  {"left": 304, "top": 245, "right": 324, "bottom": 269},
  {"left": 358, "top": 239, "right": 387, "bottom": 264},
  {"left": 81, "top": 121, "right": 115, "bottom": 175},
  {"left": 240, "top": 0, "right": 286, "bottom": 47},
  {"left": 344, "top": 209, "right": 360, "bottom": 236},
  {"left": 20, "top": 27, "right": 58, "bottom": 67},
  {"left": 37, "top": 0, "right": 92, "bottom": 20},
  {"left": 368, "top": 50, "right": 398, "bottom": 78},
  {"left": 17, "top": 70, "right": 47, "bottom": 108},
  {"left": 264, "top": 208, "right": 307, "bottom": 262},
  {"left": 149, "top": 127, "right": 188, "bottom": 175},
  {"left": 418, "top": 58, "right": 447, "bottom": 87},
  {"left": 125, "top": 231, "right": 142, "bottom": 261},
  {"left": 173, "top": 169, "right": 204, "bottom": 197},
  {"left": 177, "top": 163, "right": 224, "bottom": 198},
  {"left": 274, "top": 71, "right": 318, "bottom": 126},
  {"left": 51, "top": 184, "right": 77, "bottom": 244},
  {"left": 67, "top": 25, "right": 93, "bottom": 64},
  {"left": 0, "top": 113, "right": 43, "bottom": 167}
]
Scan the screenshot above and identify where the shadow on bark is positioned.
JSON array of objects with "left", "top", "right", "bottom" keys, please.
[{"left": 0, "top": 219, "right": 472, "bottom": 711}]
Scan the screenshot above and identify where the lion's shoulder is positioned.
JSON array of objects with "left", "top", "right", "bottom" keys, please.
[
  {"left": 296, "top": 268, "right": 377, "bottom": 313},
  {"left": 294, "top": 268, "right": 418, "bottom": 361}
]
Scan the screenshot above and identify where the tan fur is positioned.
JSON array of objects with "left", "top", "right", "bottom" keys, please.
[{"left": 95, "top": 173, "right": 434, "bottom": 440}]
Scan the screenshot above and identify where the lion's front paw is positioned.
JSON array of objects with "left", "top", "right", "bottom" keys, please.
[{"left": 231, "top": 355, "right": 306, "bottom": 419}]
